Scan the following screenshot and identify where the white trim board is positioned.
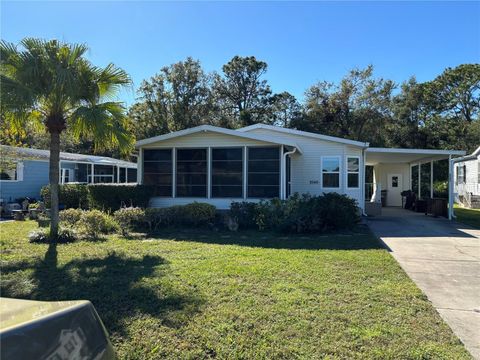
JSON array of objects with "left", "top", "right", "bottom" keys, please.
[
  {"left": 135, "top": 124, "right": 303, "bottom": 153},
  {"left": 238, "top": 124, "right": 369, "bottom": 148}
]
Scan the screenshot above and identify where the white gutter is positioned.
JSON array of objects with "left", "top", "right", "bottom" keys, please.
[{"left": 361, "top": 148, "right": 368, "bottom": 216}]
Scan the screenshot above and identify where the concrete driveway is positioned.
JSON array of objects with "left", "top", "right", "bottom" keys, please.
[{"left": 367, "top": 207, "right": 480, "bottom": 359}]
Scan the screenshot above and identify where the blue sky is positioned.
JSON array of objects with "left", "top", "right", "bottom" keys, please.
[{"left": 2, "top": 1, "right": 479, "bottom": 105}]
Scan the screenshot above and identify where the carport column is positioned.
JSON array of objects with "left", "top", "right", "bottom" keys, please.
[
  {"left": 418, "top": 162, "right": 421, "bottom": 198},
  {"left": 430, "top": 161, "right": 434, "bottom": 198},
  {"left": 448, "top": 154, "right": 454, "bottom": 220},
  {"left": 280, "top": 145, "right": 285, "bottom": 200}
]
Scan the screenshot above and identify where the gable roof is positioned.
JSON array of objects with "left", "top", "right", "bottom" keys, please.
[
  {"left": 0, "top": 145, "right": 137, "bottom": 168},
  {"left": 135, "top": 125, "right": 303, "bottom": 153},
  {"left": 238, "top": 124, "right": 369, "bottom": 147}
]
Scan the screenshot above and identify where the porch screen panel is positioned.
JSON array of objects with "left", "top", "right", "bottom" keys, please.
[
  {"left": 176, "top": 149, "right": 207, "bottom": 197},
  {"left": 248, "top": 147, "right": 280, "bottom": 198},
  {"left": 143, "top": 149, "right": 172, "bottom": 196},
  {"left": 211, "top": 148, "right": 243, "bottom": 198},
  {"left": 127, "top": 168, "right": 137, "bottom": 183},
  {"left": 420, "top": 163, "right": 431, "bottom": 198},
  {"left": 411, "top": 165, "right": 419, "bottom": 195}
]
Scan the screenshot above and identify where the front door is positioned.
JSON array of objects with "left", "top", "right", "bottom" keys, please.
[{"left": 387, "top": 173, "right": 402, "bottom": 207}]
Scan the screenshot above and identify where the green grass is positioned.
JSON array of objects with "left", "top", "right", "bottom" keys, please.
[
  {"left": 0, "top": 221, "right": 471, "bottom": 359},
  {"left": 455, "top": 204, "right": 480, "bottom": 228}
]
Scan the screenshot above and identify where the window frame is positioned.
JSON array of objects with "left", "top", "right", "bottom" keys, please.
[
  {"left": 210, "top": 146, "right": 244, "bottom": 199},
  {"left": 0, "top": 160, "right": 24, "bottom": 182},
  {"left": 175, "top": 147, "right": 208, "bottom": 198},
  {"left": 346, "top": 155, "right": 360, "bottom": 189},
  {"left": 247, "top": 145, "right": 281, "bottom": 199},
  {"left": 321, "top": 155, "right": 341, "bottom": 189}
]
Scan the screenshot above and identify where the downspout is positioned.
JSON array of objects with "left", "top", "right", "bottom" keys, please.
[
  {"left": 448, "top": 155, "right": 455, "bottom": 220},
  {"left": 283, "top": 147, "right": 297, "bottom": 200}
]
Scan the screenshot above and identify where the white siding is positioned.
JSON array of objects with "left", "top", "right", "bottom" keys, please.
[
  {"left": 238, "top": 128, "right": 365, "bottom": 207},
  {"left": 455, "top": 157, "right": 480, "bottom": 197},
  {"left": 142, "top": 131, "right": 269, "bottom": 148},
  {"left": 373, "top": 163, "right": 411, "bottom": 193}
]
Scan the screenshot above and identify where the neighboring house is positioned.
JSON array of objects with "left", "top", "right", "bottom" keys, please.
[
  {"left": 0, "top": 145, "right": 137, "bottom": 202},
  {"left": 135, "top": 124, "right": 465, "bottom": 219},
  {"left": 454, "top": 146, "right": 480, "bottom": 208}
]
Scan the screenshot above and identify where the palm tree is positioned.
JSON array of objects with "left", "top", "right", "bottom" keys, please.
[{"left": 1, "top": 38, "right": 133, "bottom": 240}]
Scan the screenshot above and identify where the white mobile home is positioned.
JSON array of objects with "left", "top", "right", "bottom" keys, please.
[
  {"left": 454, "top": 146, "right": 480, "bottom": 208},
  {"left": 135, "top": 124, "right": 465, "bottom": 219}
]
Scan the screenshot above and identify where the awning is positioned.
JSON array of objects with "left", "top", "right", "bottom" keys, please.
[{"left": 366, "top": 148, "right": 465, "bottom": 165}]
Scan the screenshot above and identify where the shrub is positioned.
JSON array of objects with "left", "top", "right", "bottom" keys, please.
[
  {"left": 181, "top": 202, "right": 216, "bottom": 226},
  {"left": 59, "top": 208, "right": 84, "bottom": 226},
  {"left": 88, "top": 184, "right": 154, "bottom": 212},
  {"left": 77, "top": 209, "right": 119, "bottom": 239},
  {"left": 113, "top": 207, "right": 146, "bottom": 236},
  {"left": 144, "top": 203, "right": 216, "bottom": 231},
  {"left": 29, "top": 227, "right": 78, "bottom": 244},
  {"left": 229, "top": 202, "right": 258, "bottom": 229},
  {"left": 41, "top": 184, "right": 89, "bottom": 209},
  {"left": 234, "top": 193, "right": 360, "bottom": 233}
]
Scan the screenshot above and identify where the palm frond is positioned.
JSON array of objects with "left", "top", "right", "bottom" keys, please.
[{"left": 70, "top": 101, "right": 134, "bottom": 154}]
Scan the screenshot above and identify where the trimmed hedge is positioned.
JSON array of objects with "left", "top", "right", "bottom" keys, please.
[
  {"left": 41, "top": 184, "right": 89, "bottom": 209},
  {"left": 88, "top": 184, "right": 154, "bottom": 212},
  {"left": 41, "top": 184, "right": 154, "bottom": 211},
  {"left": 230, "top": 193, "right": 360, "bottom": 233}
]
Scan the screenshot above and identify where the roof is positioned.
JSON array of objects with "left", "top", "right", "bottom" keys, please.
[
  {"left": 451, "top": 146, "right": 480, "bottom": 163},
  {"left": 135, "top": 125, "right": 303, "bottom": 153},
  {"left": 366, "top": 147, "right": 466, "bottom": 165},
  {"left": 238, "top": 124, "right": 369, "bottom": 147},
  {"left": 0, "top": 145, "right": 137, "bottom": 168}
]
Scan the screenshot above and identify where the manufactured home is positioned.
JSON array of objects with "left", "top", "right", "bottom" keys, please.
[
  {"left": 0, "top": 145, "right": 137, "bottom": 202},
  {"left": 454, "top": 146, "right": 480, "bottom": 208},
  {"left": 135, "top": 124, "right": 465, "bottom": 219}
]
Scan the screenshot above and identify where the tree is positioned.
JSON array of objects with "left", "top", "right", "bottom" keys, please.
[
  {"left": 296, "top": 66, "right": 395, "bottom": 145},
  {"left": 270, "top": 92, "right": 303, "bottom": 127},
  {"left": 1, "top": 38, "right": 133, "bottom": 240},
  {"left": 425, "top": 64, "right": 480, "bottom": 123},
  {"left": 213, "top": 56, "right": 273, "bottom": 127},
  {"left": 130, "top": 57, "right": 213, "bottom": 139}
]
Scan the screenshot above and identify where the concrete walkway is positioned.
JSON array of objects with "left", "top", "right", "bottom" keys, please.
[{"left": 367, "top": 207, "right": 480, "bottom": 359}]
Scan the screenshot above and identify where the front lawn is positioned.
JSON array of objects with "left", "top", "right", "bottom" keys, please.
[
  {"left": 455, "top": 204, "right": 480, "bottom": 228},
  {"left": 0, "top": 221, "right": 470, "bottom": 359}
]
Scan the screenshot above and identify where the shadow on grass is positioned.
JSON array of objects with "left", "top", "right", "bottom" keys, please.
[
  {"left": 144, "top": 226, "right": 385, "bottom": 251},
  {"left": 1, "top": 243, "right": 203, "bottom": 336}
]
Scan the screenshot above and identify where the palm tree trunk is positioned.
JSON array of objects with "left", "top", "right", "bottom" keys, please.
[{"left": 49, "top": 130, "right": 60, "bottom": 240}]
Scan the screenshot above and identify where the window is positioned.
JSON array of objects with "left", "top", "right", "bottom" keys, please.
[
  {"left": 248, "top": 147, "right": 280, "bottom": 198},
  {"left": 143, "top": 149, "right": 172, "bottom": 196},
  {"left": 322, "top": 157, "right": 340, "bottom": 188},
  {"left": 176, "top": 148, "right": 207, "bottom": 197},
  {"left": 61, "top": 168, "right": 72, "bottom": 184},
  {"left": 391, "top": 176, "right": 398, "bottom": 188},
  {"left": 127, "top": 168, "right": 137, "bottom": 183},
  {"left": 347, "top": 156, "right": 359, "bottom": 188},
  {"left": 457, "top": 164, "right": 466, "bottom": 184},
  {"left": 119, "top": 167, "right": 126, "bottom": 183},
  {"left": 91, "top": 165, "right": 115, "bottom": 183},
  {"left": 0, "top": 160, "right": 22, "bottom": 181},
  {"left": 211, "top": 148, "right": 243, "bottom": 198}
]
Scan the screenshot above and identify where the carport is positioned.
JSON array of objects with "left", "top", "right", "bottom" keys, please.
[{"left": 364, "top": 148, "right": 465, "bottom": 219}]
